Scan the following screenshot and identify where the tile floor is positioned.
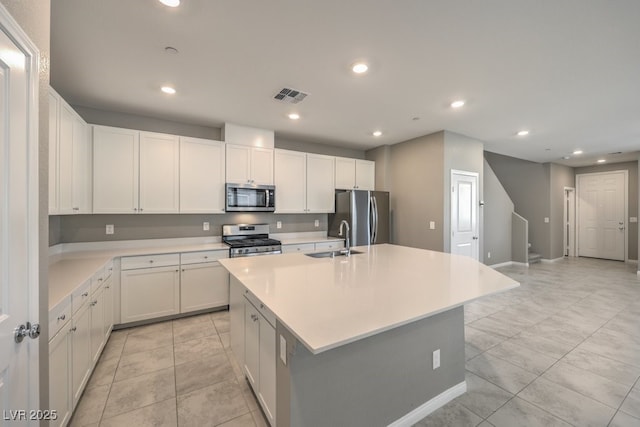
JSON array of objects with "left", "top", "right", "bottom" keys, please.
[{"left": 70, "top": 257, "right": 640, "bottom": 427}]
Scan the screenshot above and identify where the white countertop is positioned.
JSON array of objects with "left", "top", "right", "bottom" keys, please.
[
  {"left": 219, "top": 244, "right": 519, "bottom": 354},
  {"left": 48, "top": 234, "right": 344, "bottom": 310}
]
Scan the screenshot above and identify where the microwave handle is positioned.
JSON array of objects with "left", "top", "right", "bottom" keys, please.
[{"left": 266, "top": 189, "right": 270, "bottom": 208}]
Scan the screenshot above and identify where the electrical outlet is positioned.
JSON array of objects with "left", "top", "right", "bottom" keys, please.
[
  {"left": 276, "top": 221, "right": 282, "bottom": 229},
  {"left": 105, "top": 224, "right": 114, "bottom": 235},
  {"left": 631, "top": 217, "right": 638, "bottom": 223},
  {"left": 487, "top": 252, "right": 491, "bottom": 259},
  {"left": 544, "top": 217, "right": 550, "bottom": 223},
  {"left": 203, "top": 222, "right": 210, "bottom": 231},
  {"left": 433, "top": 349, "right": 440, "bottom": 370},
  {"left": 314, "top": 219, "right": 320, "bottom": 227},
  {"left": 429, "top": 221, "right": 436, "bottom": 230}
]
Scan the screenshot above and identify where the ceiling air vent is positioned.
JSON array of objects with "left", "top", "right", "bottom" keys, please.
[{"left": 274, "top": 88, "right": 308, "bottom": 104}]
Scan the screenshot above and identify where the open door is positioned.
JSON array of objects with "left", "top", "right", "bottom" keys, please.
[{"left": 451, "top": 170, "right": 479, "bottom": 260}]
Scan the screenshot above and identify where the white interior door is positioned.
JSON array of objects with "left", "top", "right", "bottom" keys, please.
[
  {"left": 564, "top": 188, "right": 576, "bottom": 257},
  {"left": 0, "top": 4, "right": 40, "bottom": 419},
  {"left": 451, "top": 170, "right": 479, "bottom": 260},
  {"left": 577, "top": 171, "right": 626, "bottom": 261}
]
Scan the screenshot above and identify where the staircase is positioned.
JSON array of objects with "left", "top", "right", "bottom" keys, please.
[{"left": 528, "top": 243, "right": 542, "bottom": 264}]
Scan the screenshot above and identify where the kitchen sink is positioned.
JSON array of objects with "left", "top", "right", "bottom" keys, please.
[{"left": 305, "top": 249, "right": 364, "bottom": 258}]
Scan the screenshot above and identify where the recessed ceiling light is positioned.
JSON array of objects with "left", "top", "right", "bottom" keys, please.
[
  {"left": 450, "top": 100, "right": 465, "bottom": 108},
  {"left": 573, "top": 150, "right": 583, "bottom": 155},
  {"left": 372, "top": 130, "right": 382, "bottom": 137},
  {"left": 161, "top": 86, "right": 176, "bottom": 94},
  {"left": 517, "top": 130, "right": 530, "bottom": 136},
  {"left": 288, "top": 113, "right": 300, "bottom": 120},
  {"left": 352, "top": 62, "right": 369, "bottom": 74},
  {"left": 597, "top": 159, "right": 606, "bottom": 163},
  {"left": 159, "top": 0, "right": 180, "bottom": 7}
]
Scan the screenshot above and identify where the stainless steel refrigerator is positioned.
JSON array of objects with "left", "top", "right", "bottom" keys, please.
[{"left": 329, "top": 190, "right": 390, "bottom": 245}]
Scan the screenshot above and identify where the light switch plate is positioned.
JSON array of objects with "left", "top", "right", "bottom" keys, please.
[
  {"left": 276, "top": 221, "right": 282, "bottom": 229},
  {"left": 433, "top": 349, "right": 440, "bottom": 370},
  {"left": 279, "top": 335, "right": 287, "bottom": 365},
  {"left": 429, "top": 221, "right": 436, "bottom": 230},
  {"left": 544, "top": 217, "right": 550, "bottom": 223},
  {"left": 203, "top": 222, "right": 210, "bottom": 231},
  {"left": 105, "top": 224, "right": 114, "bottom": 235},
  {"left": 631, "top": 217, "right": 638, "bottom": 223},
  {"left": 314, "top": 219, "right": 320, "bottom": 227}
]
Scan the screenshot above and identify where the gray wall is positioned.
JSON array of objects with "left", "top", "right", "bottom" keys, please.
[
  {"left": 549, "top": 164, "right": 575, "bottom": 259},
  {"left": 483, "top": 160, "right": 514, "bottom": 265},
  {"left": 485, "top": 152, "right": 552, "bottom": 259},
  {"left": 51, "top": 213, "right": 327, "bottom": 244},
  {"left": 574, "top": 161, "right": 638, "bottom": 261},
  {"left": 275, "top": 137, "right": 365, "bottom": 159},
  {"left": 1, "top": 0, "right": 51, "bottom": 413},
  {"left": 443, "top": 131, "right": 484, "bottom": 258},
  {"left": 388, "top": 132, "right": 445, "bottom": 251}
]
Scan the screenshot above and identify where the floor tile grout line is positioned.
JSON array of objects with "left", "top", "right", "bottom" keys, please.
[{"left": 96, "top": 333, "right": 126, "bottom": 426}]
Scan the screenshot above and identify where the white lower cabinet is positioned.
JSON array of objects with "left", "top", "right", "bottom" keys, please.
[
  {"left": 244, "top": 297, "right": 276, "bottom": 426},
  {"left": 49, "top": 320, "right": 72, "bottom": 427},
  {"left": 180, "top": 262, "right": 229, "bottom": 313},
  {"left": 89, "top": 285, "right": 105, "bottom": 364},
  {"left": 71, "top": 301, "right": 91, "bottom": 406},
  {"left": 121, "top": 265, "right": 180, "bottom": 323},
  {"left": 103, "top": 274, "right": 114, "bottom": 340}
]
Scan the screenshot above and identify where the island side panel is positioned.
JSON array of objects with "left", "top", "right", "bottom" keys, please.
[{"left": 276, "top": 306, "right": 465, "bottom": 427}]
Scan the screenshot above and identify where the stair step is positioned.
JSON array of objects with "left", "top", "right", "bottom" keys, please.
[{"left": 528, "top": 252, "right": 542, "bottom": 264}]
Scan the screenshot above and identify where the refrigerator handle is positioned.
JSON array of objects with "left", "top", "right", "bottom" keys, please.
[{"left": 371, "top": 195, "right": 379, "bottom": 244}]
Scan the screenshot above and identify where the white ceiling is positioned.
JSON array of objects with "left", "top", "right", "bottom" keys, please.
[{"left": 51, "top": 0, "right": 640, "bottom": 166}]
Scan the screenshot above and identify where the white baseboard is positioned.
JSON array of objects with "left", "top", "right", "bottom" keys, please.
[
  {"left": 626, "top": 259, "right": 638, "bottom": 265},
  {"left": 488, "top": 261, "right": 513, "bottom": 268},
  {"left": 387, "top": 381, "right": 467, "bottom": 427},
  {"left": 541, "top": 257, "right": 564, "bottom": 263}
]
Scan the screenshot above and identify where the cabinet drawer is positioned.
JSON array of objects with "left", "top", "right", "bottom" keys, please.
[
  {"left": 71, "top": 279, "right": 92, "bottom": 314},
  {"left": 281, "top": 243, "right": 315, "bottom": 254},
  {"left": 121, "top": 253, "right": 179, "bottom": 270},
  {"left": 91, "top": 269, "right": 106, "bottom": 294},
  {"left": 103, "top": 261, "right": 114, "bottom": 280},
  {"left": 180, "top": 250, "right": 227, "bottom": 265},
  {"left": 49, "top": 296, "right": 72, "bottom": 338},
  {"left": 243, "top": 290, "right": 276, "bottom": 328},
  {"left": 315, "top": 241, "right": 344, "bottom": 251}
]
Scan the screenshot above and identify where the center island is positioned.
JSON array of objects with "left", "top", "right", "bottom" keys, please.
[{"left": 219, "top": 244, "right": 519, "bottom": 427}]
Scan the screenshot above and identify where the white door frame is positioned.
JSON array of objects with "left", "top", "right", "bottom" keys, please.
[
  {"left": 0, "top": 2, "right": 40, "bottom": 416},
  {"left": 450, "top": 169, "right": 479, "bottom": 260},
  {"left": 563, "top": 187, "right": 576, "bottom": 257},
  {"left": 576, "top": 170, "right": 628, "bottom": 262}
]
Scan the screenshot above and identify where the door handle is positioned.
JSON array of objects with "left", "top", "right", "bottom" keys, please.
[
  {"left": 14, "top": 322, "right": 41, "bottom": 343},
  {"left": 472, "top": 236, "right": 479, "bottom": 240}
]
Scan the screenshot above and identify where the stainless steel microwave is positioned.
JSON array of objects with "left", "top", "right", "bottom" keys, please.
[{"left": 225, "top": 183, "right": 275, "bottom": 212}]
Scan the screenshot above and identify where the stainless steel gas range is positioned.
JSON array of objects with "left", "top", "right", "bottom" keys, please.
[{"left": 222, "top": 224, "right": 282, "bottom": 258}]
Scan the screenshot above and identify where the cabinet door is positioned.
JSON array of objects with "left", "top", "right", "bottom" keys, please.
[
  {"left": 121, "top": 266, "right": 180, "bottom": 323},
  {"left": 48, "top": 90, "right": 59, "bottom": 214},
  {"left": 180, "top": 262, "right": 230, "bottom": 313},
  {"left": 335, "top": 157, "right": 356, "bottom": 190},
  {"left": 355, "top": 159, "right": 375, "bottom": 191},
  {"left": 139, "top": 132, "right": 180, "bottom": 213},
  {"left": 58, "top": 104, "right": 75, "bottom": 214},
  {"left": 244, "top": 301, "right": 260, "bottom": 390},
  {"left": 103, "top": 275, "right": 114, "bottom": 340},
  {"left": 226, "top": 144, "right": 251, "bottom": 184},
  {"left": 307, "top": 153, "right": 335, "bottom": 213},
  {"left": 93, "top": 126, "right": 139, "bottom": 213},
  {"left": 281, "top": 243, "right": 315, "bottom": 254},
  {"left": 49, "top": 326, "right": 71, "bottom": 427},
  {"left": 250, "top": 147, "right": 274, "bottom": 185},
  {"left": 72, "top": 115, "right": 92, "bottom": 213},
  {"left": 274, "top": 149, "right": 306, "bottom": 213},
  {"left": 180, "top": 137, "right": 225, "bottom": 213},
  {"left": 71, "top": 303, "right": 91, "bottom": 406},
  {"left": 90, "top": 286, "right": 105, "bottom": 364},
  {"left": 258, "top": 318, "right": 276, "bottom": 426}
]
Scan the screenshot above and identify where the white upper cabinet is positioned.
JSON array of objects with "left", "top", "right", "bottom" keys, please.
[
  {"left": 306, "top": 153, "right": 335, "bottom": 212},
  {"left": 49, "top": 87, "right": 91, "bottom": 215},
  {"left": 180, "top": 137, "right": 226, "bottom": 213},
  {"left": 335, "top": 157, "right": 375, "bottom": 191},
  {"left": 275, "top": 149, "right": 306, "bottom": 213},
  {"left": 275, "top": 149, "right": 334, "bottom": 213},
  {"left": 226, "top": 144, "right": 274, "bottom": 185},
  {"left": 93, "top": 127, "right": 180, "bottom": 214},
  {"left": 93, "top": 126, "right": 139, "bottom": 213},
  {"left": 139, "top": 132, "right": 180, "bottom": 213}
]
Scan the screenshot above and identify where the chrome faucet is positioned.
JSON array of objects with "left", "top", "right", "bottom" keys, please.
[{"left": 338, "top": 220, "right": 351, "bottom": 256}]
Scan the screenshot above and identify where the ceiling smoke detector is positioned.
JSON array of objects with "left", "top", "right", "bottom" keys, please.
[{"left": 274, "top": 88, "right": 309, "bottom": 104}]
